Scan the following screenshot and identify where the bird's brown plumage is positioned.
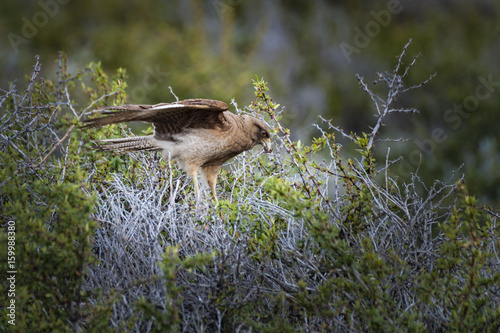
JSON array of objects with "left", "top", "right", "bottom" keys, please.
[{"left": 82, "top": 98, "right": 272, "bottom": 202}]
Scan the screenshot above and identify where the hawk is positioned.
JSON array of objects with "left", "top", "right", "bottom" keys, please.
[{"left": 83, "top": 99, "right": 272, "bottom": 202}]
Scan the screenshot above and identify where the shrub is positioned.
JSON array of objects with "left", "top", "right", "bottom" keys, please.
[{"left": 1, "top": 43, "right": 499, "bottom": 332}]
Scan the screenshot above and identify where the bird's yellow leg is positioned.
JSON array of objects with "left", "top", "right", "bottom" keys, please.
[
  {"left": 210, "top": 183, "right": 219, "bottom": 205},
  {"left": 193, "top": 176, "right": 200, "bottom": 202},
  {"left": 188, "top": 168, "right": 201, "bottom": 203},
  {"left": 201, "top": 166, "right": 220, "bottom": 205}
]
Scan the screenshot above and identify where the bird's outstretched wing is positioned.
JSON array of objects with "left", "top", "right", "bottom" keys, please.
[{"left": 82, "top": 99, "right": 229, "bottom": 140}]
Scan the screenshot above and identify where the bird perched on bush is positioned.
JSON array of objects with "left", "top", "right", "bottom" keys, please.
[{"left": 83, "top": 99, "right": 272, "bottom": 202}]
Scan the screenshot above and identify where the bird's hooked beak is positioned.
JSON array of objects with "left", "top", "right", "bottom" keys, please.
[{"left": 261, "top": 138, "right": 272, "bottom": 153}]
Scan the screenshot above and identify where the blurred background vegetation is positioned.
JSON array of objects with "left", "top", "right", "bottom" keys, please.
[{"left": 1, "top": 0, "right": 499, "bottom": 205}]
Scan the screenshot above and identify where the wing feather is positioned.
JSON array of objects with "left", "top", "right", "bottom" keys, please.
[{"left": 82, "top": 99, "right": 229, "bottom": 140}]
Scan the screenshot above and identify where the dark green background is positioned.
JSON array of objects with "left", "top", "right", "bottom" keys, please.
[{"left": 2, "top": 0, "right": 499, "bottom": 204}]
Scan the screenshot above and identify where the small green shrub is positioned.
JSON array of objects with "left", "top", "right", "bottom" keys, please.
[{"left": 1, "top": 44, "right": 498, "bottom": 332}]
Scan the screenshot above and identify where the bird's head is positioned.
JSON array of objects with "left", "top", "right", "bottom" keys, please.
[{"left": 251, "top": 118, "right": 272, "bottom": 153}]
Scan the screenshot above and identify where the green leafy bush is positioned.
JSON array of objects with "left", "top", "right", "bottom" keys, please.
[{"left": 1, "top": 45, "right": 499, "bottom": 332}]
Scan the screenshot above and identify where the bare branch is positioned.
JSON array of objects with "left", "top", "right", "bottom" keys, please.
[{"left": 34, "top": 90, "right": 118, "bottom": 168}]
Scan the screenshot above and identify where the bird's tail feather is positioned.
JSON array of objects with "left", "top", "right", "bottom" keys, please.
[{"left": 93, "top": 136, "right": 159, "bottom": 155}]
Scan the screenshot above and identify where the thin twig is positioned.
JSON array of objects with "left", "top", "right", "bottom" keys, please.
[{"left": 34, "top": 91, "right": 117, "bottom": 168}]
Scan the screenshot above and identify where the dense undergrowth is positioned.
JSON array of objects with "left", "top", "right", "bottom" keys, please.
[{"left": 1, "top": 44, "right": 500, "bottom": 332}]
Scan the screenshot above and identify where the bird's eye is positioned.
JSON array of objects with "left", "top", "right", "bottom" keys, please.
[{"left": 261, "top": 130, "right": 267, "bottom": 137}]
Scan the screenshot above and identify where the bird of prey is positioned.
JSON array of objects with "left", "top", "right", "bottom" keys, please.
[{"left": 82, "top": 99, "right": 272, "bottom": 202}]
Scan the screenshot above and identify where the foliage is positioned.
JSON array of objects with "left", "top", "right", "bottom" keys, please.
[{"left": 1, "top": 45, "right": 499, "bottom": 332}]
